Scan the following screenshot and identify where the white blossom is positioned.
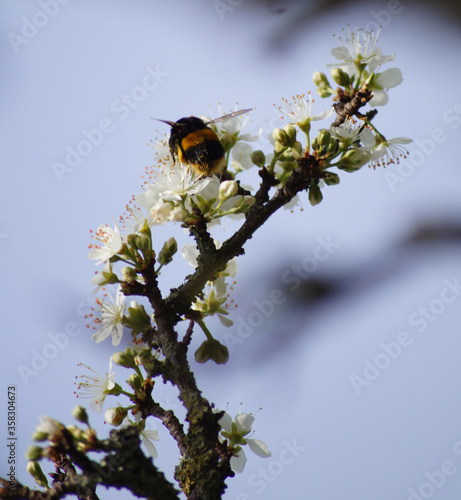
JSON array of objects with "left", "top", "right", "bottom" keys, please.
[
  {"left": 276, "top": 93, "right": 334, "bottom": 128},
  {"left": 92, "top": 285, "right": 126, "bottom": 346},
  {"left": 329, "top": 27, "right": 394, "bottom": 71},
  {"left": 88, "top": 221, "right": 124, "bottom": 265},
  {"left": 74, "top": 360, "right": 116, "bottom": 413},
  {"left": 216, "top": 408, "right": 271, "bottom": 473}
]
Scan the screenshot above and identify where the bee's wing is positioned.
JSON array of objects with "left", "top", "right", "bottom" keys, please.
[{"left": 208, "top": 108, "right": 253, "bottom": 124}]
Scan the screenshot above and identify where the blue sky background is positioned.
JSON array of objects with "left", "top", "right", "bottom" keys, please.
[{"left": 2, "top": 1, "right": 461, "bottom": 499}]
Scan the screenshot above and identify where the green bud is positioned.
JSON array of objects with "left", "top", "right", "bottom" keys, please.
[
  {"left": 158, "top": 237, "right": 177, "bottom": 265},
  {"left": 134, "top": 348, "right": 153, "bottom": 367},
  {"left": 100, "top": 269, "right": 120, "bottom": 285},
  {"left": 284, "top": 124, "right": 297, "bottom": 145},
  {"left": 27, "top": 461, "right": 48, "bottom": 488},
  {"left": 312, "top": 136, "right": 320, "bottom": 151},
  {"left": 112, "top": 350, "right": 137, "bottom": 369},
  {"left": 273, "top": 128, "right": 289, "bottom": 146},
  {"left": 66, "top": 425, "right": 86, "bottom": 441},
  {"left": 327, "top": 138, "right": 339, "bottom": 155},
  {"left": 72, "top": 405, "right": 89, "bottom": 425},
  {"left": 123, "top": 303, "right": 152, "bottom": 337},
  {"left": 194, "top": 194, "right": 214, "bottom": 214},
  {"left": 274, "top": 140, "right": 287, "bottom": 154},
  {"left": 313, "top": 71, "right": 334, "bottom": 97},
  {"left": 313, "top": 130, "right": 331, "bottom": 153},
  {"left": 127, "top": 374, "right": 143, "bottom": 393},
  {"left": 318, "top": 130, "right": 331, "bottom": 148},
  {"left": 308, "top": 182, "right": 323, "bottom": 206},
  {"left": 135, "top": 234, "right": 150, "bottom": 253},
  {"left": 195, "top": 339, "right": 229, "bottom": 365},
  {"left": 331, "top": 67, "right": 351, "bottom": 87},
  {"left": 293, "top": 141, "right": 303, "bottom": 155},
  {"left": 323, "top": 172, "right": 340, "bottom": 185},
  {"left": 337, "top": 149, "right": 371, "bottom": 172},
  {"left": 32, "top": 431, "right": 48, "bottom": 442},
  {"left": 279, "top": 151, "right": 295, "bottom": 162},
  {"left": 251, "top": 150, "right": 266, "bottom": 168},
  {"left": 313, "top": 71, "right": 330, "bottom": 87},
  {"left": 127, "top": 233, "right": 138, "bottom": 249},
  {"left": 25, "top": 446, "right": 43, "bottom": 461},
  {"left": 317, "top": 87, "right": 335, "bottom": 98}
]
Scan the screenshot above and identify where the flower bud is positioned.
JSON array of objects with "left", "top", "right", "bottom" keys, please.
[
  {"left": 27, "top": 461, "right": 48, "bottom": 488},
  {"left": 318, "top": 130, "right": 331, "bottom": 149},
  {"left": 308, "top": 182, "right": 323, "bottom": 206},
  {"left": 283, "top": 124, "right": 297, "bottom": 145},
  {"left": 72, "top": 405, "right": 89, "bottom": 425},
  {"left": 337, "top": 149, "right": 371, "bottom": 172},
  {"left": 195, "top": 339, "right": 229, "bottom": 365},
  {"left": 105, "top": 407, "right": 128, "bottom": 427},
  {"left": 272, "top": 128, "right": 289, "bottom": 146},
  {"left": 135, "top": 348, "right": 153, "bottom": 367},
  {"left": 32, "top": 431, "right": 48, "bottom": 442},
  {"left": 127, "top": 374, "right": 143, "bottom": 393},
  {"left": 317, "top": 87, "right": 335, "bottom": 98},
  {"left": 135, "top": 234, "right": 150, "bottom": 252},
  {"left": 123, "top": 303, "right": 152, "bottom": 336},
  {"left": 112, "top": 350, "right": 136, "bottom": 369},
  {"left": 158, "top": 237, "right": 177, "bottom": 265},
  {"left": 127, "top": 233, "right": 138, "bottom": 249},
  {"left": 323, "top": 172, "right": 340, "bottom": 185},
  {"left": 66, "top": 425, "right": 86, "bottom": 441},
  {"left": 293, "top": 141, "right": 303, "bottom": 155},
  {"left": 251, "top": 150, "right": 266, "bottom": 168},
  {"left": 219, "top": 180, "right": 239, "bottom": 201},
  {"left": 331, "top": 68, "right": 351, "bottom": 87},
  {"left": 25, "top": 446, "right": 44, "bottom": 461},
  {"left": 313, "top": 71, "right": 330, "bottom": 87},
  {"left": 279, "top": 150, "right": 296, "bottom": 162}
]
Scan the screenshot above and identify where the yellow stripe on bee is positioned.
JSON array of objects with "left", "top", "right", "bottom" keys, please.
[{"left": 180, "top": 128, "right": 220, "bottom": 149}]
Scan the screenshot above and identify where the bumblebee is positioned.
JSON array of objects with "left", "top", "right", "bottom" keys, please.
[{"left": 156, "top": 109, "right": 252, "bottom": 176}]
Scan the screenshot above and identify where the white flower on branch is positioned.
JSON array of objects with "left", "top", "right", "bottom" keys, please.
[
  {"left": 216, "top": 408, "right": 271, "bottom": 473},
  {"left": 88, "top": 220, "right": 124, "bottom": 265},
  {"left": 74, "top": 359, "right": 116, "bottom": 413},
  {"left": 92, "top": 285, "right": 126, "bottom": 346}
]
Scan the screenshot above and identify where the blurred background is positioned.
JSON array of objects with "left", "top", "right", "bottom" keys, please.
[{"left": 1, "top": 1, "right": 461, "bottom": 499}]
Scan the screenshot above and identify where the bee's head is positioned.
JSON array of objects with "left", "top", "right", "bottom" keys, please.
[{"left": 155, "top": 116, "right": 207, "bottom": 131}]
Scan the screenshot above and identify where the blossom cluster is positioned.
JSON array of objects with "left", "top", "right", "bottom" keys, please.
[{"left": 25, "top": 27, "right": 412, "bottom": 489}]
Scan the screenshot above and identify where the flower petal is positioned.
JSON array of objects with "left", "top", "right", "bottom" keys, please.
[
  {"left": 248, "top": 438, "right": 271, "bottom": 458},
  {"left": 230, "top": 449, "right": 247, "bottom": 473}
]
